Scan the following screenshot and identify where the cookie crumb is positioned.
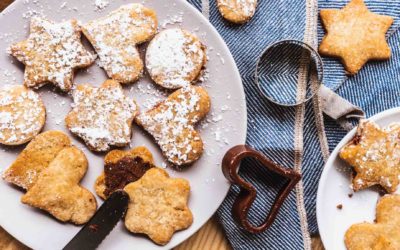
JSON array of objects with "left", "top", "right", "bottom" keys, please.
[{"left": 94, "top": 0, "right": 109, "bottom": 10}]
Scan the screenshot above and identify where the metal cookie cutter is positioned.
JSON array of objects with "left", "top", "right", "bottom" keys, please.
[
  {"left": 255, "top": 39, "right": 364, "bottom": 120},
  {"left": 255, "top": 39, "right": 323, "bottom": 106},
  {"left": 222, "top": 145, "right": 301, "bottom": 233}
]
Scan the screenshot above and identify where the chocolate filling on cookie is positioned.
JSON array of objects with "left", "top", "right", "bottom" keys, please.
[{"left": 104, "top": 156, "right": 154, "bottom": 197}]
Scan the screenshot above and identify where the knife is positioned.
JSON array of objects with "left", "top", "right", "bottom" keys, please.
[{"left": 63, "top": 190, "right": 130, "bottom": 250}]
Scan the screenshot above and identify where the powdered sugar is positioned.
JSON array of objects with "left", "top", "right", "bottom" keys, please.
[
  {"left": 218, "top": 0, "right": 257, "bottom": 18},
  {"left": 146, "top": 28, "right": 206, "bottom": 89},
  {"left": 136, "top": 86, "right": 210, "bottom": 165},
  {"left": 9, "top": 17, "right": 95, "bottom": 92},
  {"left": 66, "top": 81, "right": 138, "bottom": 152},
  {"left": 82, "top": 4, "right": 157, "bottom": 84},
  {"left": 94, "top": 0, "right": 109, "bottom": 11},
  {"left": 0, "top": 85, "right": 45, "bottom": 145}
]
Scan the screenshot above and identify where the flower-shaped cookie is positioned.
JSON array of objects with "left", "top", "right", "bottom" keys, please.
[
  {"left": 124, "top": 168, "right": 193, "bottom": 245},
  {"left": 340, "top": 121, "right": 400, "bottom": 193},
  {"left": 65, "top": 80, "right": 138, "bottom": 152},
  {"left": 319, "top": 0, "right": 393, "bottom": 74},
  {"left": 82, "top": 4, "right": 157, "bottom": 84},
  {"left": 345, "top": 195, "right": 400, "bottom": 249},
  {"left": 9, "top": 17, "right": 95, "bottom": 92}
]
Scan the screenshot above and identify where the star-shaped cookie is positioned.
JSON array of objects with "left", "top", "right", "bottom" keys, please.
[
  {"left": 65, "top": 80, "right": 138, "bottom": 152},
  {"left": 9, "top": 17, "right": 95, "bottom": 92},
  {"left": 124, "top": 168, "right": 193, "bottom": 245},
  {"left": 319, "top": 0, "right": 393, "bottom": 75},
  {"left": 345, "top": 195, "right": 400, "bottom": 249},
  {"left": 340, "top": 121, "right": 400, "bottom": 193}
]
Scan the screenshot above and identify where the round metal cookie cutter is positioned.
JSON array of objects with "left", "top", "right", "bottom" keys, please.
[{"left": 255, "top": 39, "right": 324, "bottom": 106}]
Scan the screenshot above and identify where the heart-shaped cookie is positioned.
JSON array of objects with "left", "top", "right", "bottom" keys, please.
[
  {"left": 2, "top": 130, "right": 71, "bottom": 190},
  {"left": 21, "top": 146, "right": 97, "bottom": 224},
  {"left": 135, "top": 86, "right": 210, "bottom": 166}
]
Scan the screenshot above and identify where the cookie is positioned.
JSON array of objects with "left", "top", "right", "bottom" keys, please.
[
  {"left": 124, "top": 168, "right": 193, "bottom": 245},
  {"left": 0, "top": 85, "right": 46, "bottom": 145},
  {"left": 65, "top": 80, "right": 138, "bottom": 152},
  {"left": 8, "top": 17, "right": 95, "bottom": 92},
  {"left": 82, "top": 4, "right": 157, "bottom": 84},
  {"left": 319, "top": 0, "right": 393, "bottom": 75},
  {"left": 135, "top": 86, "right": 211, "bottom": 166},
  {"left": 95, "top": 146, "right": 155, "bottom": 199},
  {"left": 145, "top": 28, "right": 207, "bottom": 89},
  {"left": 2, "top": 130, "right": 71, "bottom": 190},
  {"left": 340, "top": 120, "right": 400, "bottom": 193},
  {"left": 21, "top": 146, "right": 97, "bottom": 224},
  {"left": 345, "top": 194, "right": 400, "bottom": 250},
  {"left": 217, "top": 0, "right": 257, "bottom": 24}
]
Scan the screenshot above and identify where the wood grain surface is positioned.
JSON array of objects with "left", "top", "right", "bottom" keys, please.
[{"left": 0, "top": 0, "right": 324, "bottom": 249}]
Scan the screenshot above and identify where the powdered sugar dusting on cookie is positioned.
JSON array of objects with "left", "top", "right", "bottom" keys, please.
[
  {"left": 218, "top": 0, "right": 257, "bottom": 17},
  {"left": 217, "top": 0, "right": 257, "bottom": 23},
  {"left": 340, "top": 120, "right": 400, "bottom": 193},
  {"left": 9, "top": 17, "right": 95, "bottom": 92},
  {"left": 146, "top": 28, "right": 206, "bottom": 89},
  {"left": 82, "top": 4, "right": 157, "bottom": 84},
  {"left": 136, "top": 86, "right": 210, "bottom": 165},
  {"left": 66, "top": 80, "right": 138, "bottom": 152},
  {"left": 0, "top": 85, "right": 45, "bottom": 145},
  {"left": 94, "top": 0, "right": 109, "bottom": 11}
]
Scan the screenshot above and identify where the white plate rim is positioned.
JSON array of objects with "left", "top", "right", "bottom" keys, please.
[
  {"left": 0, "top": 0, "right": 248, "bottom": 249},
  {"left": 316, "top": 107, "right": 400, "bottom": 249}
]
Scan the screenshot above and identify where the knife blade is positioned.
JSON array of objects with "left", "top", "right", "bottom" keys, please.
[{"left": 63, "top": 190, "right": 130, "bottom": 250}]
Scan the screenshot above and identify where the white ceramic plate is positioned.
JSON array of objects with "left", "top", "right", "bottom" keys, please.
[
  {"left": 0, "top": 1, "right": 247, "bottom": 249},
  {"left": 317, "top": 107, "right": 400, "bottom": 250}
]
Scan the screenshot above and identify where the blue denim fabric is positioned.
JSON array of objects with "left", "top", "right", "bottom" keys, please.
[{"left": 188, "top": 0, "right": 400, "bottom": 249}]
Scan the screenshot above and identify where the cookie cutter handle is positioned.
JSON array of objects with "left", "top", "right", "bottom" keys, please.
[{"left": 222, "top": 145, "right": 301, "bottom": 233}]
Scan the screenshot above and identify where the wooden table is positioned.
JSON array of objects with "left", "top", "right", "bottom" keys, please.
[{"left": 0, "top": 1, "right": 324, "bottom": 249}]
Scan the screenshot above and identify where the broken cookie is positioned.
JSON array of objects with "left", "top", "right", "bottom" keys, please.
[
  {"left": 135, "top": 86, "right": 210, "bottom": 166},
  {"left": 319, "top": 0, "right": 393, "bottom": 74},
  {"left": 65, "top": 80, "right": 138, "bottom": 152},
  {"left": 124, "top": 168, "right": 193, "bottom": 245},
  {"left": 82, "top": 4, "right": 157, "bottom": 84},
  {"left": 345, "top": 195, "right": 400, "bottom": 250},
  {"left": 21, "top": 146, "right": 97, "bottom": 224},
  {"left": 95, "top": 146, "right": 155, "bottom": 199},
  {"left": 340, "top": 120, "right": 400, "bottom": 193},
  {"left": 9, "top": 17, "right": 95, "bottom": 92}
]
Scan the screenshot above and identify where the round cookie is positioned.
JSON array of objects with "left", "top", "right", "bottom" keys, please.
[
  {"left": 217, "top": 0, "right": 257, "bottom": 24},
  {"left": 0, "top": 85, "right": 46, "bottom": 146},
  {"left": 145, "top": 28, "right": 206, "bottom": 90}
]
